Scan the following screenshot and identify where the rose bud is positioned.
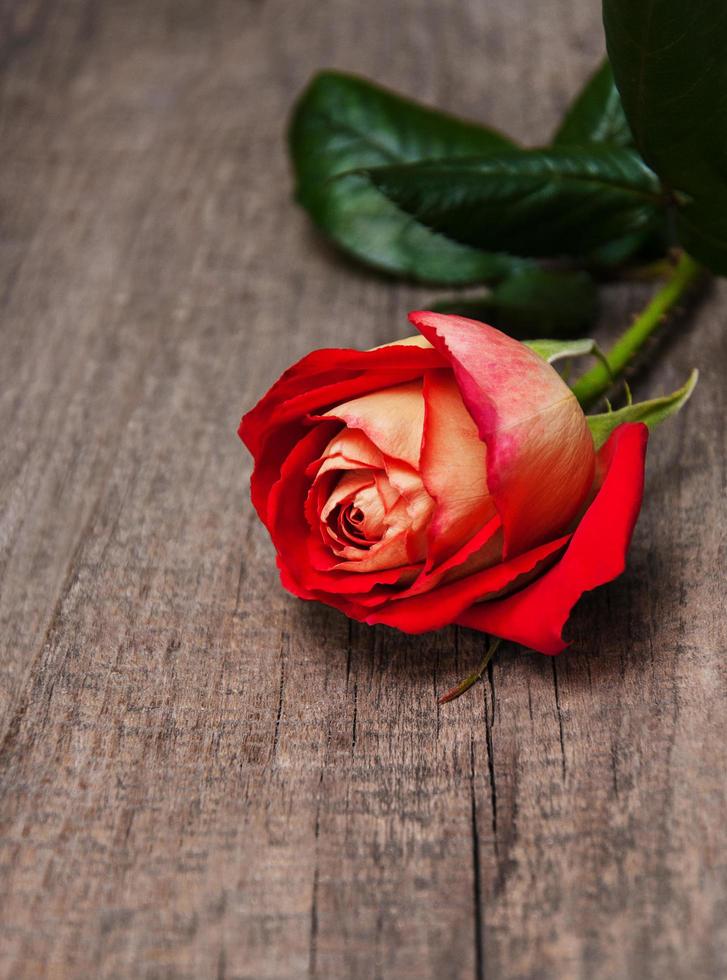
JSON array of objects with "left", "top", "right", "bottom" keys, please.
[{"left": 239, "top": 312, "right": 647, "bottom": 654}]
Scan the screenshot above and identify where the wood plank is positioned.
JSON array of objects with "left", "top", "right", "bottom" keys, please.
[{"left": 0, "top": 1, "right": 725, "bottom": 977}]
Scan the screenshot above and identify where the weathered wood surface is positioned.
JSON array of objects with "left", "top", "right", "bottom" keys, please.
[{"left": 0, "top": 1, "right": 725, "bottom": 977}]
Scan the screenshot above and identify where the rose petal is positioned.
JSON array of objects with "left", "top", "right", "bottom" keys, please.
[
  {"left": 409, "top": 311, "right": 596, "bottom": 557},
  {"left": 316, "top": 428, "right": 385, "bottom": 474},
  {"left": 421, "top": 368, "right": 497, "bottom": 564},
  {"left": 457, "top": 423, "right": 648, "bottom": 653},
  {"left": 240, "top": 344, "right": 444, "bottom": 521},
  {"left": 268, "top": 422, "right": 422, "bottom": 596},
  {"left": 357, "top": 513, "right": 502, "bottom": 606},
  {"left": 323, "top": 381, "right": 425, "bottom": 468},
  {"left": 364, "top": 532, "right": 571, "bottom": 633},
  {"left": 372, "top": 335, "right": 434, "bottom": 351}
]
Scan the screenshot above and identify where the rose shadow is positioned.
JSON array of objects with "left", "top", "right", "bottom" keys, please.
[{"left": 297, "top": 527, "right": 681, "bottom": 706}]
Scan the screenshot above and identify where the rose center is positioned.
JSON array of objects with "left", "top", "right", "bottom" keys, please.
[
  {"left": 312, "top": 424, "right": 434, "bottom": 573},
  {"left": 324, "top": 479, "right": 388, "bottom": 552}
]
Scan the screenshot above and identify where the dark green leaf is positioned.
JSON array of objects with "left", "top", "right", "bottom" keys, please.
[
  {"left": 588, "top": 223, "right": 670, "bottom": 268},
  {"left": 363, "top": 146, "right": 663, "bottom": 259},
  {"left": 553, "top": 60, "right": 661, "bottom": 269},
  {"left": 291, "top": 71, "right": 514, "bottom": 189},
  {"left": 289, "top": 71, "right": 525, "bottom": 284},
  {"left": 603, "top": 0, "right": 727, "bottom": 274},
  {"left": 296, "top": 173, "right": 526, "bottom": 284},
  {"left": 587, "top": 370, "right": 698, "bottom": 450},
  {"left": 432, "top": 268, "right": 598, "bottom": 338},
  {"left": 554, "top": 59, "right": 632, "bottom": 148}
]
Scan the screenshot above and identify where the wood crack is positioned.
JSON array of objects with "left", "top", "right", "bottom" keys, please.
[
  {"left": 610, "top": 741, "right": 620, "bottom": 798},
  {"left": 272, "top": 632, "right": 288, "bottom": 760},
  {"left": 551, "top": 659, "right": 567, "bottom": 781},
  {"left": 308, "top": 749, "right": 327, "bottom": 977},
  {"left": 469, "top": 735, "right": 485, "bottom": 980},
  {"left": 484, "top": 662, "right": 499, "bottom": 855},
  {"left": 346, "top": 620, "right": 357, "bottom": 754}
]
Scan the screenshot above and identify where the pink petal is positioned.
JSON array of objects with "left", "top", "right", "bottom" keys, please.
[{"left": 409, "top": 311, "right": 596, "bottom": 557}]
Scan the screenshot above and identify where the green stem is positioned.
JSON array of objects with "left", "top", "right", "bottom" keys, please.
[
  {"left": 572, "top": 252, "right": 705, "bottom": 409},
  {"left": 438, "top": 637, "right": 501, "bottom": 705}
]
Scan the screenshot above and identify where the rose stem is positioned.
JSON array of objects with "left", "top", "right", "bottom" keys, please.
[
  {"left": 572, "top": 251, "right": 705, "bottom": 410},
  {"left": 438, "top": 637, "right": 502, "bottom": 705}
]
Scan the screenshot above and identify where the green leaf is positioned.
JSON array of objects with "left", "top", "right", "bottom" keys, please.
[
  {"left": 553, "top": 60, "right": 666, "bottom": 269},
  {"left": 587, "top": 370, "right": 698, "bottom": 450},
  {"left": 588, "top": 222, "right": 671, "bottom": 269},
  {"left": 554, "top": 59, "right": 632, "bottom": 148},
  {"left": 291, "top": 71, "right": 515, "bottom": 189},
  {"left": 432, "top": 268, "right": 598, "bottom": 339},
  {"left": 297, "top": 173, "right": 527, "bottom": 285},
  {"left": 362, "top": 146, "right": 664, "bottom": 259},
  {"left": 289, "top": 71, "right": 525, "bottom": 284},
  {"left": 603, "top": 1, "right": 727, "bottom": 274}
]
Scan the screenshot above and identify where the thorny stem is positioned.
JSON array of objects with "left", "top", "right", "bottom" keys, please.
[
  {"left": 438, "top": 637, "right": 502, "bottom": 705},
  {"left": 572, "top": 251, "right": 705, "bottom": 409}
]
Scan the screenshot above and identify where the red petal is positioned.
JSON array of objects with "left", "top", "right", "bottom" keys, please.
[
  {"left": 267, "top": 422, "right": 421, "bottom": 602},
  {"left": 363, "top": 533, "right": 571, "bottom": 633},
  {"left": 457, "top": 423, "right": 648, "bottom": 653},
  {"left": 240, "top": 344, "right": 444, "bottom": 522}
]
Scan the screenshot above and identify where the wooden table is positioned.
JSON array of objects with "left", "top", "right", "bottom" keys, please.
[{"left": 1, "top": 1, "right": 725, "bottom": 977}]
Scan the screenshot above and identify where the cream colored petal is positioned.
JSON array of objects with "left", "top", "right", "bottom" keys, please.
[
  {"left": 370, "top": 334, "right": 434, "bottom": 351},
  {"left": 321, "top": 470, "right": 375, "bottom": 523},
  {"left": 421, "top": 369, "right": 497, "bottom": 564},
  {"left": 335, "top": 483, "right": 428, "bottom": 571},
  {"left": 350, "top": 482, "right": 387, "bottom": 540},
  {"left": 316, "top": 428, "right": 385, "bottom": 477},
  {"left": 323, "top": 381, "right": 425, "bottom": 468}
]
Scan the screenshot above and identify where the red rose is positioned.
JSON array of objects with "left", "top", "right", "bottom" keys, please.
[{"left": 239, "top": 312, "right": 647, "bottom": 654}]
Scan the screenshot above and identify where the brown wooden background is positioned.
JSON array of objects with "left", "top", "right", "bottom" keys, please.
[{"left": 1, "top": 1, "right": 726, "bottom": 977}]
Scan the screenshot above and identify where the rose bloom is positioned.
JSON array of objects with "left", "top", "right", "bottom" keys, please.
[{"left": 239, "top": 312, "right": 647, "bottom": 654}]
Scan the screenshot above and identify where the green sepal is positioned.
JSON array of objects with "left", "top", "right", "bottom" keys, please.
[
  {"left": 526, "top": 337, "right": 610, "bottom": 370},
  {"left": 587, "top": 371, "right": 698, "bottom": 450}
]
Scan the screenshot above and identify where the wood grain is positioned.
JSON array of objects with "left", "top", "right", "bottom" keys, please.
[{"left": 0, "top": 1, "right": 725, "bottom": 977}]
